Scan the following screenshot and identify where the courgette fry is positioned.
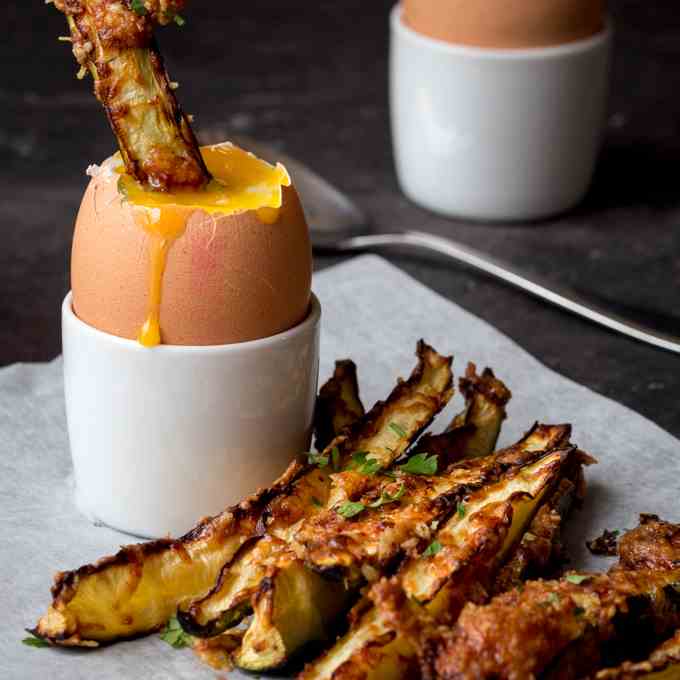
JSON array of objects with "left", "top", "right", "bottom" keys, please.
[
  {"left": 613, "top": 514, "right": 680, "bottom": 572},
  {"left": 180, "top": 363, "right": 368, "bottom": 637},
  {"left": 492, "top": 448, "right": 595, "bottom": 593},
  {"left": 299, "top": 447, "right": 572, "bottom": 680},
  {"left": 593, "top": 629, "right": 680, "bottom": 680},
  {"left": 415, "top": 363, "right": 511, "bottom": 465},
  {"left": 33, "top": 458, "right": 305, "bottom": 646},
  {"left": 178, "top": 341, "right": 453, "bottom": 638},
  {"left": 314, "top": 360, "right": 365, "bottom": 451},
  {"left": 421, "top": 570, "right": 680, "bottom": 680},
  {"left": 37, "top": 342, "right": 451, "bottom": 646},
  {"left": 51, "top": 0, "right": 210, "bottom": 190}
]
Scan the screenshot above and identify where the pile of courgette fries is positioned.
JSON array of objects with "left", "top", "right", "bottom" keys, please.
[{"left": 31, "top": 341, "right": 680, "bottom": 679}]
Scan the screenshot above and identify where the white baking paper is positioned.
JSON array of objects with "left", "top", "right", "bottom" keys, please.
[{"left": 2, "top": 255, "right": 679, "bottom": 679}]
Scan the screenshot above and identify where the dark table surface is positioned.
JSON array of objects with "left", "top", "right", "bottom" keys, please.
[{"left": 3, "top": 1, "right": 679, "bottom": 438}]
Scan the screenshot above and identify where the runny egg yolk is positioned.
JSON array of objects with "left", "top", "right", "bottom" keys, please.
[{"left": 117, "top": 143, "right": 291, "bottom": 347}]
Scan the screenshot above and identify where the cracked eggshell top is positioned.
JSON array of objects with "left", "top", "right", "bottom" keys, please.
[{"left": 70, "top": 160, "right": 312, "bottom": 346}]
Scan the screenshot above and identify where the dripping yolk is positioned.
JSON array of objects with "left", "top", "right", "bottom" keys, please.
[{"left": 117, "top": 143, "right": 291, "bottom": 348}]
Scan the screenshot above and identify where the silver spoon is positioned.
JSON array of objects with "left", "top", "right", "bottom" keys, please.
[{"left": 240, "top": 137, "right": 680, "bottom": 355}]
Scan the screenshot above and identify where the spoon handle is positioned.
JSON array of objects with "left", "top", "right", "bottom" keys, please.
[{"left": 336, "top": 230, "right": 680, "bottom": 355}]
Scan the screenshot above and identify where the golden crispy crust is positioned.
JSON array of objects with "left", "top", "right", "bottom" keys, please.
[
  {"left": 52, "top": 0, "right": 209, "bottom": 190},
  {"left": 414, "top": 363, "right": 511, "bottom": 467},
  {"left": 294, "top": 426, "right": 570, "bottom": 580},
  {"left": 421, "top": 570, "right": 680, "bottom": 680},
  {"left": 614, "top": 515, "right": 680, "bottom": 572}
]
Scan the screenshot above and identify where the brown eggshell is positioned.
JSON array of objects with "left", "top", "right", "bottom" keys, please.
[
  {"left": 71, "top": 163, "right": 312, "bottom": 346},
  {"left": 402, "top": 0, "right": 605, "bottom": 48}
]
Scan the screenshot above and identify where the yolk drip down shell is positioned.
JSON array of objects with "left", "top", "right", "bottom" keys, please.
[{"left": 71, "top": 143, "right": 312, "bottom": 346}]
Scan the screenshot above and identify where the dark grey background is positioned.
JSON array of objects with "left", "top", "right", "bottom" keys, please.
[{"left": 2, "top": 1, "right": 679, "bottom": 436}]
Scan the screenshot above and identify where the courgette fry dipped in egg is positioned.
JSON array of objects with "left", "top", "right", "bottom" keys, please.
[
  {"left": 299, "top": 429, "right": 578, "bottom": 680},
  {"left": 178, "top": 341, "right": 454, "bottom": 643},
  {"left": 51, "top": 0, "right": 210, "bottom": 190}
]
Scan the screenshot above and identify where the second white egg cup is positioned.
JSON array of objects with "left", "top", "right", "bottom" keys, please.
[
  {"left": 62, "top": 292, "right": 321, "bottom": 538},
  {"left": 390, "top": 4, "right": 612, "bottom": 221}
]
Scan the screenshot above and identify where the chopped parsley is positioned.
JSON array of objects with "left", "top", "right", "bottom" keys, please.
[
  {"left": 369, "top": 484, "right": 406, "bottom": 508},
  {"left": 457, "top": 502, "right": 466, "bottom": 519},
  {"left": 336, "top": 501, "right": 366, "bottom": 519},
  {"left": 423, "top": 540, "right": 442, "bottom": 557},
  {"left": 173, "top": 14, "right": 186, "bottom": 26},
  {"left": 130, "top": 0, "right": 147, "bottom": 16},
  {"left": 311, "top": 496, "right": 323, "bottom": 508},
  {"left": 565, "top": 574, "right": 590, "bottom": 585},
  {"left": 398, "top": 453, "right": 438, "bottom": 476},
  {"left": 347, "top": 451, "right": 381, "bottom": 476},
  {"left": 306, "top": 451, "right": 329, "bottom": 468},
  {"left": 22, "top": 632, "right": 50, "bottom": 648},
  {"left": 389, "top": 422, "right": 407, "bottom": 438},
  {"left": 160, "top": 616, "right": 192, "bottom": 649},
  {"left": 548, "top": 592, "right": 560, "bottom": 605}
]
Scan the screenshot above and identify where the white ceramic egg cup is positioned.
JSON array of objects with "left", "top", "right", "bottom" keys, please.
[
  {"left": 62, "top": 292, "right": 321, "bottom": 538},
  {"left": 390, "top": 4, "right": 612, "bottom": 221}
]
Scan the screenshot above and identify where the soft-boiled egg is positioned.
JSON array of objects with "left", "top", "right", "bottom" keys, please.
[
  {"left": 71, "top": 143, "right": 312, "bottom": 347},
  {"left": 402, "top": 0, "right": 605, "bottom": 48}
]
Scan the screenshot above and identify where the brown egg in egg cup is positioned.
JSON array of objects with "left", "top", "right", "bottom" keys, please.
[{"left": 63, "top": 144, "right": 320, "bottom": 538}]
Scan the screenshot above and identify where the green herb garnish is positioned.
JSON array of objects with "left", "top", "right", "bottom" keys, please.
[
  {"left": 398, "top": 453, "right": 438, "bottom": 476},
  {"left": 160, "top": 616, "right": 192, "bottom": 649},
  {"left": 423, "top": 540, "right": 442, "bottom": 557},
  {"left": 548, "top": 592, "right": 560, "bottom": 605},
  {"left": 311, "top": 497, "right": 323, "bottom": 508},
  {"left": 336, "top": 501, "right": 365, "bottom": 519},
  {"left": 130, "top": 0, "right": 147, "bottom": 16},
  {"left": 369, "top": 484, "right": 406, "bottom": 509},
  {"left": 174, "top": 14, "right": 186, "bottom": 26},
  {"left": 22, "top": 632, "right": 50, "bottom": 648},
  {"left": 307, "top": 451, "right": 329, "bottom": 468},
  {"left": 330, "top": 447, "right": 341, "bottom": 471},
  {"left": 457, "top": 502, "right": 466, "bottom": 518},
  {"left": 389, "top": 422, "right": 407, "bottom": 438},
  {"left": 347, "top": 451, "right": 381, "bottom": 476},
  {"left": 565, "top": 574, "right": 590, "bottom": 585}
]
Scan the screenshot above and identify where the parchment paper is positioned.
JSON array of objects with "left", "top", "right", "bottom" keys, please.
[{"left": 2, "top": 255, "right": 679, "bottom": 679}]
